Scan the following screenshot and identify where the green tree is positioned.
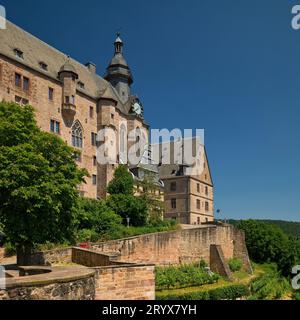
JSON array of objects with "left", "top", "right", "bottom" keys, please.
[
  {"left": 106, "top": 194, "right": 148, "bottom": 227},
  {"left": 106, "top": 165, "right": 148, "bottom": 226},
  {"left": 107, "top": 165, "right": 134, "bottom": 195},
  {"left": 74, "top": 197, "right": 122, "bottom": 240},
  {"left": 0, "top": 102, "right": 87, "bottom": 265},
  {"left": 237, "top": 220, "right": 300, "bottom": 275},
  {"left": 136, "top": 171, "right": 164, "bottom": 223}
]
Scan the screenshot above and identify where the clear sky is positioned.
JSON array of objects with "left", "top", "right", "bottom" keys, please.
[{"left": 1, "top": 0, "right": 300, "bottom": 221}]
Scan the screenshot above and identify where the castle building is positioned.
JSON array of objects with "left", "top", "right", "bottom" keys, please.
[
  {"left": 0, "top": 21, "right": 213, "bottom": 224},
  {"left": 158, "top": 138, "right": 214, "bottom": 225},
  {"left": 0, "top": 21, "right": 149, "bottom": 199}
]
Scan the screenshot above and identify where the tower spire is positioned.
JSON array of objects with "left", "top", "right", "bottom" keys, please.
[
  {"left": 104, "top": 33, "right": 133, "bottom": 103},
  {"left": 114, "top": 32, "right": 123, "bottom": 54}
]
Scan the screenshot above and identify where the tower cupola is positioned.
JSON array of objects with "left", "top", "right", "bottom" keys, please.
[{"left": 104, "top": 33, "right": 133, "bottom": 103}]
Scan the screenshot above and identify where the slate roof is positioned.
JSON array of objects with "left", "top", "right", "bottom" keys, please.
[{"left": 0, "top": 20, "right": 132, "bottom": 115}]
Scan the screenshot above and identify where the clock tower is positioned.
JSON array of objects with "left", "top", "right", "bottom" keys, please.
[{"left": 104, "top": 33, "right": 133, "bottom": 104}]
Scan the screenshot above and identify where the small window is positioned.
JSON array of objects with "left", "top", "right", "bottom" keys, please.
[
  {"left": 78, "top": 81, "right": 85, "bottom": 89},
  {"left": 89, "top": 106, "right": 94, "bottom": 118},
  {"left": 22, "top": 98, "right": 29, "bottom": 105},
  {"left": 93, "top": 156, "right": 97, "bottom": 166},
  {"left": 74, "top": 153, "right": 81, "bottom": 162},
  {"left": 50, "top": 119, "right": 60, "bottom": 134},
  {"left": 197, "top": 217, "right": 201, "bottom": 225},
  {"left": 91, "top": 132, "right": 97, "bottom": 146},
  {"left": 197, "top": 183, "right": 200, "bottom": 193},
  {"left": 71, "top": 95, "right": 75, "bottom": 104},
  {"left": 65, "top": 96, "right": 70, "bottom": 104},
  {"left": 15, "top": 95, "right": 22, "bottom": 104},
  {"left": 23, "top": 77, "right": 30, "bottom": 91},
  {"left": 39, "top": 62, "right": 48, "bottom": 71},
  {"left": 14, "top": 49, "right": 23, "bottom": 59},
  {"left": 111, "top": 113, "right": 114, "bottom": 119},
  {"left": 205, "top": 202, "right": 209, "bottom": 212},
  {"left": 170, "top": 182, "right": 177, "bottom": 192},
  {"left": 205, "top": 186, "right": 209, "bottom": 196},
  {"left": 15, "top": 73, "right": 21, "bottom": 87},
  {"left": 48, "top": 88, "right": 54, "bottom": 101},
  {"left": 92, "top": 175, "right": 97, "bottom": 185},
  {"left": 197, "top": 199, "right": 201, "bottom": 210},
  {"left": 171, "top": 198, "right": 177, "bottom": 209}
]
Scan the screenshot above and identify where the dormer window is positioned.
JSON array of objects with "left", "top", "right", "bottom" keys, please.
[
  {"left": 39, "top": 61, "right": 48, "bottom": 71},
  {"left": 14, "top": 49, "right": 23, "bottom": 59},
  {"left": 78, "top": 81, "right": 85, "bottom": 89}
]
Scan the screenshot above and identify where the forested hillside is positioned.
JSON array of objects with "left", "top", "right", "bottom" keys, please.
[{"left": 227, "top": 219, "right": 300, "bottom": 240}]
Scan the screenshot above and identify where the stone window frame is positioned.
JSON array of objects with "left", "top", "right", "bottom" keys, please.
[
  {"left": 170, "top": 182, "right": 177, "bottom": 192},
  {"left": 89, "top": 106, "right": 94, "bottom": 119},
  {"left": 171, "top": 198, "right": 177, "bottom": 209},
  {"left": 48, "top": 87, "right": 54, "bottom": 101},
  {"left": 50, "top": 119, "right": 60, "bottom": 135},
  {"left": 15, "top": 72, "right": 22, "bottom": 87},
  {"left": 71, "top": 120, "right": 83, "bottom": 149},
  {"left": 205, "top": 201, "right": 209, "bottom": 212},
  {"left": 22, "top": 76, "right": 30, "bottom": 92},
  {"left": 196, "top": 199, "right": 201, "bottom": 210},
  {"left": 92, "top": 174, "right": 97, "bottom": 186}
]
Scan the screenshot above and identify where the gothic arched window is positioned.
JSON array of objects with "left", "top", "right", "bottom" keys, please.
[{"left": 71, "top": 121, "right": 83, "bottom": 148}]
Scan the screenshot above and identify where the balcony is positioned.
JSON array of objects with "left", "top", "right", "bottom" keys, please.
[{"left": 62, "top": 102, "right": 76, "bottom": 117}]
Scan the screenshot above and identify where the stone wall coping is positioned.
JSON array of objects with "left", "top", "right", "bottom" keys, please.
[
  {"left": 4, "top": 266, "right": 95, "bottom": 289},
  {"left": 91, "top": 225, "right": 226, "bottom": 247},
  {"left": 93, "top": 263, "right": 155, "bottom": 270},
  {"left": 72, "top": 246, "right": 119, "bottom": 258}
]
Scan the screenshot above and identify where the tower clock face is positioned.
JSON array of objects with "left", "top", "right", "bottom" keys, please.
[{"left": 133, "top": 102, "right": 142, "bottom": 116}]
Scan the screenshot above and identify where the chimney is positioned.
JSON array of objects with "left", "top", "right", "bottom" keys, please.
[{"left": 85, "top": 62, "right": 96, "bottom": 74}]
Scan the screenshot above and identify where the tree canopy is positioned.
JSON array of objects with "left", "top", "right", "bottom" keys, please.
[
  {"left": 106, "top": 165, "right": 148, "bottom": 226},
  {"left": 0, "top": 102, "right": 87, "bottom": 264},
  {"left": 237, "top": 220, "right": 300, "bottom": 275}
]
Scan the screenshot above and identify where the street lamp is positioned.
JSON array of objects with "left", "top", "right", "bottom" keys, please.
[{"left": 126, "top": 216, "right": 130, "bottom": 228}]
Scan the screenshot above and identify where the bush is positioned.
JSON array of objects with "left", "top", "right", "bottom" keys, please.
[
  {"left": 156, "top": 264, "right": 219, "bottom": 290},
  {"left": 157, "top": 284, "right": 249, "bottom": 300},
  {"left": 76, "top": 229, "right": 99, "bottom": 243},
  {"left": 248, "top": 264, "right": 290, "bottom": 300},
  {"left": 293, "top": 291, "right": 300, "bottom": 300},
  {"left": 4, "top": 242, "right": 16, "bottom": 257},
  {"left": 228, "top": 258, "right": 242, "bottom": 272}
]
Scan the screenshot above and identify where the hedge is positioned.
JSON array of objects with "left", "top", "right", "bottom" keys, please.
[{"left": 157, "top": 284, "right": 250, "bottom": 300}]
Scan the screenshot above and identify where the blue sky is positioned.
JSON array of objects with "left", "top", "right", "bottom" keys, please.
[{"left": 2, "top": 0, "right": 300, "bottom": 221}]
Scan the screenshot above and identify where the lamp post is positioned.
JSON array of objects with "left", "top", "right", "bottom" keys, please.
[{"left": 126, "top": 216, "right": 130, "bottom": 228}]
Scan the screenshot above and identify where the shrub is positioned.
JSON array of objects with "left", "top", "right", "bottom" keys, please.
[
  {"left": 76, "top": 229, "right": 99, "bottom": 243},
  {"left": 228, "top": 258, "right": 242, "bottom": 272},
  {"left": 248, "top": 264, "right": 290, "bottom": 300},
  {"left": 157, "top": 284, "right": 249, "bottom": 300},
  {"left": 4, "top": 242, "right": 16, "bottom": 257},
  {"left": 293, "top": 291, "right": 300, "bottom": 300}
]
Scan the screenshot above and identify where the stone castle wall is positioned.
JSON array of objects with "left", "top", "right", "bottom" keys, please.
[
  {"left": 91, "top": 225, "right": 249, "bottom": 269},
  {"left": 94, "top": 264, "right": 155, "bottom": 300}
]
